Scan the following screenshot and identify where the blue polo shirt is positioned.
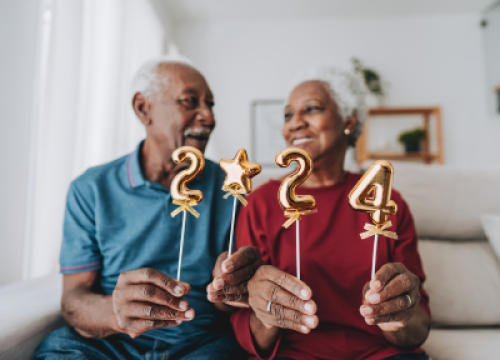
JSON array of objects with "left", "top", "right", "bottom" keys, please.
[{"left": 60, "top": 141, "right": 236, "bottom": 344}]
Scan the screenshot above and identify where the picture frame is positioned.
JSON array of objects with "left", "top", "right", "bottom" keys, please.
[{"left": 251, "top": 100, "right": 286, "bottom": 167}]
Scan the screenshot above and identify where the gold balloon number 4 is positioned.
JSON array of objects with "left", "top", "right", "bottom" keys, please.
[
  {"left": 171, "top": 146, "right": 205, "bottom": 204},
  {"left": 348, "top": 160, "right": 397, "bottom": 225},
  {"left": 276, "top": 147, "right": 316, "bottom": 211}
]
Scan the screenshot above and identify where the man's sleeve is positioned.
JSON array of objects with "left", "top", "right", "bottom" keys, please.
[
  {"left": 59, "top": 181, "right": 101, "bottom": 274},
  {"left": 393, "top": 195, "right": 430, "bottom": 318},
  {"left": 230, "top": 193, "right": 282, "bottom": 360}
]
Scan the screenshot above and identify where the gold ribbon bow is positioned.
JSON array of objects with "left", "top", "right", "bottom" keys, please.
[
  {"left": 282, "top": 209, "right": 318, "bottom": 229},
  {"left": 222, "top": 186, "right": 248, "bottom": 206},
  {"left": 171, "top": 199, "right": 200, "bottom": 218},
  {"left": 360, "top": 221, "right": 398, "bottom": 240}
]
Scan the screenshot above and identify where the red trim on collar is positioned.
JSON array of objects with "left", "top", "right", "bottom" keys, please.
[{"left": 128, "top": 154, "right": 135, "bottom": 188}]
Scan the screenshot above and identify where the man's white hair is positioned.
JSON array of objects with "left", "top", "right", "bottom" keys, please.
[
  {"left": 288, "top": 66, "right": 367, "bottom": 147},
  {"left": 130, "top": 54, "right": 195, "bottom": 101}
]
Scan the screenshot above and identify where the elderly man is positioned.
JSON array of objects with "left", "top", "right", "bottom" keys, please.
[{"left": 35, "top": 58, "right": 261, "bottom": 360}]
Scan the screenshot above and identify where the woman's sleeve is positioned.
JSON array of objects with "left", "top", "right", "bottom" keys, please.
[
  {"left": 392, "top": 195, "right": 431, "bottom": 318},
  {"left": 230, "top": 190, "right": 282, "bottom": 359}
]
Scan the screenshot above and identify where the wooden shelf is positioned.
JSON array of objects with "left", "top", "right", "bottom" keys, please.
[
  {"left": 356, "top": 106, "right": 443, "bottom": 165},
  {"left": 368, "top": 153, "right": 436, "bottom": 161}
]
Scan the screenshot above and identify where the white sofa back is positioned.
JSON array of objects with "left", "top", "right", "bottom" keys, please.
[{"left": 392, "top": 163, "right": 500, "bottom": 240}]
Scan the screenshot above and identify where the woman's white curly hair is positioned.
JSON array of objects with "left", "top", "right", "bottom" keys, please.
[{"left": 288, "top": 66, "right": 367, "bottom": 147}]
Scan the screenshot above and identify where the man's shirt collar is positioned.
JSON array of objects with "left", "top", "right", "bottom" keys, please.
[{"left": 127, "top": 141, "right": 146, "bottom": 189}]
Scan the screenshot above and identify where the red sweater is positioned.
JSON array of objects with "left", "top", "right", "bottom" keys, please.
[{"left": 231, "top": 173, "right": 430, "bottom": 360}]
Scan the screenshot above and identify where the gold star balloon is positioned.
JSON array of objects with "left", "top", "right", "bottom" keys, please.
[
  {"left": 220, "top": 149, "right": 261, "bottom": 197},
  {"left": 220, "top": 149, "right": 261, "bottom": 257}
]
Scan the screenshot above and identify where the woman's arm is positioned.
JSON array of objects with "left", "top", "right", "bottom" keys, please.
[{"left": 249, "top": 311, "right": 281, "bottom": 354}]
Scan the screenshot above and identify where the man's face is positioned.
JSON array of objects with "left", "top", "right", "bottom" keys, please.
[{"left": 145, "top": 63, "right": 216, "bottom": 155}]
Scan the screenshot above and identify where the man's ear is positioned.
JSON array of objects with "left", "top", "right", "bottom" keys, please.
[{"left": 132, "top": 93, "right": 152, "bottom": 126}]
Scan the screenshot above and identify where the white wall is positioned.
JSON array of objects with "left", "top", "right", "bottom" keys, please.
[
  {"left": 176, "top": 13, "right": 500, "bottom": 169},
  {"left": 0, "top": 1, "right": 39, "bottom": 286}
]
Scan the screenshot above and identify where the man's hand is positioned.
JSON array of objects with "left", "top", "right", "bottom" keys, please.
[
  {"left": 112, "top": 268, "right": 194, "bottom": 338},
  {"left": 360, "top": 263, "right": 421, "bottom": 332},
  {"left": 207, "top": 246, "right": 263, "bottom": 308},
  {"left": 247, "top": 265, "right": 318, "bottom": 334}
]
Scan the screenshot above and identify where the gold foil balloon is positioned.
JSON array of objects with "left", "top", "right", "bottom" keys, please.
[
  {"left": 170, "top": 146, "right": 205, "bottom": 218},
  {"left": 220, "top": 149, "right": 261, "bottom": 195},
  {"left": 348, "top": 160, "right": 397, "bottom": 225},
  {"left": 276, "top": 147, "right": 316, "bottom": 211}
]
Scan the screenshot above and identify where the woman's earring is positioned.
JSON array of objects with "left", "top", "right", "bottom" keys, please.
[{"left": 344, "top": 128, "right": 351, "bottom": 135}]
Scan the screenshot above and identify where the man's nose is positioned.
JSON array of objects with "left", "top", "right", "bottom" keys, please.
[{"left": 195, "top": 103, "right": 215, "bottom": 127}]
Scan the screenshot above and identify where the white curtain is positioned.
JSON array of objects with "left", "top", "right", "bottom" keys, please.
[{"left": 27, "top": 0, "right": 165, "bottom": 279}]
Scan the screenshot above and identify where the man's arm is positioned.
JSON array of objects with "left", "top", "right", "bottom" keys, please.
[
  {"left": 62, "top": 268, "right": 195, "bottom": 339},
  {"left": 62, "top": 271, "right": 118, "bottom": 338}
]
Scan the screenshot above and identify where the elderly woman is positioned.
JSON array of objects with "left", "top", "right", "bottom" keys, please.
[{"left": 228, "top": 67, "right": 430, "bottom": 360}]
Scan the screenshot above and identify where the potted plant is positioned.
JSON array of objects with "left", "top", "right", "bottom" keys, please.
[
  {"left": 352, "top": 57, "right": 385, "bottom": 106},
  {"left": 398, "top": 128, "right": 426, "bottom": 153}
]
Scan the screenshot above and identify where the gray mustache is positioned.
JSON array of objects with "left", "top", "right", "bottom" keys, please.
[{"left": 184, "top": 127, "right": 212, "bottom": 137}]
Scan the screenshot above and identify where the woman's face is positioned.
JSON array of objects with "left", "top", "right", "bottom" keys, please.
[{"left": 282, "top": 80, "right": 346, "bottom": 162}]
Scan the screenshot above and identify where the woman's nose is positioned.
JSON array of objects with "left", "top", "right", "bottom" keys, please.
[{"left": 289, "top": 113, "right": 307, "bottom": 131}]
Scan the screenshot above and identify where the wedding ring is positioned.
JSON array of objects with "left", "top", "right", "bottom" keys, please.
[
  {"left": 406, "top": 294, "right": 412, "bottom": 307},
  {"left": 267, "top": 301, "right": 272, "bottom": 313}
]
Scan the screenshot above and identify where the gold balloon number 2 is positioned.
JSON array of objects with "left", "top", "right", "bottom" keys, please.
[
  {"left": 348, "top": 160, "right": 397, "bottom": 225},
  {"left": 170, "top": 146, "right": 205, "bottom": 282},
  {"left": 276, "top": 147, "right": 317, "bottom": 280},
  {"left": 276, "top": 147, "right": 316, "bottom": 212},
  {"left": 171, "top": 146, "right": 205, "bottom": 204}
]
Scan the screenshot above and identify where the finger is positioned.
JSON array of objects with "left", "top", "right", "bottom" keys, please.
[
  {"left": 222, "top": 246, "right": 261, "bottom": 273},
  {"left": 255, "top": 308, "right": 310, "bottom": 334},
  {"left": 365, "top": 308, "right": 414, "bottom": 325},
  {"left": 369, "top": 273, "right": 419, "bottom": 304},
  {"left": 128, "top": 284, "right": 189, "bottom": 311},
  {"left": 257, "top": 280, "right": 316, "bottom": 315},
  {"left": 362, "top": 282, "right": 370, "bottom": 305},
  {"left": 206, "top": 292, "right": 249, "bottom": 303},
  {"left": 207, "top": 281, "right": 248, "bottom": 295},
  {"left": 127, "top": 302, "right": 195, "bottom": 321},
  {"left": 268, "top": 302, "right": 318, "bottom": 329},
  {"left": 263, "top": 266, "right": 312, "bottom": 300},
  {"left": 214, "top": 263, "right": 257, "bottom": 289},
  {"left": 131, "top": 319, "right": 180, "bottom": 337},
  {"left": 223, "top": 301, "right": 250, "bottom": 308},
  {"left": 361, "top": 289, "right": 419, "bottom": 317},
  {"left": 213, "top": 251, "right": 228, "bottom": 278},
  {"left": 377, "top": 321, "right": 407, "bottom": 331},
  {"left": 371, "top": 263, "right": 406, "bottom": 292},
  {"left": 124, "top": 268, "right": 190, "bottom": 297}
]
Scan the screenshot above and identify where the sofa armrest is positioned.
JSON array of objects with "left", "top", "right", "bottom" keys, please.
[{"left": 0, "top": 274, "right": 65, "bottom": 359}]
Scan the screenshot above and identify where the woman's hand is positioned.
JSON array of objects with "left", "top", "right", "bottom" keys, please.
[
  {"left": 248, "top": 265, "right": 318, "bottom": 334},
  {"left": 360, "top": 262, "right": 421, "bottom": 331}
]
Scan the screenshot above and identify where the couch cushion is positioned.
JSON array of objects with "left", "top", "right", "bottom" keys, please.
[
  {"left": 419, "top": 240, "right": 500, "bottom": 326},
  {"left": 481, "top": 214, "right": 500, "bottom": 261},
  {"left": 391, "top": 163, "right": 500, "bottom": 240},
  {"left": 422, "top": 328, "right": 500, "bottom": 360}
]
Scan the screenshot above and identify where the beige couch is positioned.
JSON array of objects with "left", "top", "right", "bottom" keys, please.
[{"left": 1, "top": 163, "right": 499, "bottom": 359}]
